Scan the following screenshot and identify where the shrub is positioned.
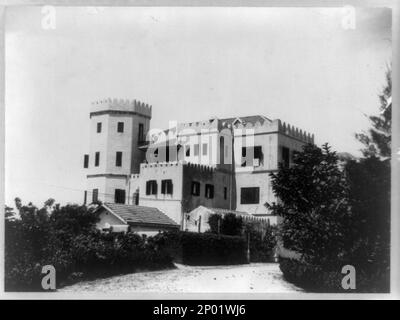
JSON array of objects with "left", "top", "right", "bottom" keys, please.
[
  {"left": 208, "top": 213, "right": 243, "bottom": 236},
  {"left": 279, "top": 258, "right": 389, "bottom": 293},
  {"left": 5, "top": 200, "right": 174, "bottom": 291},
  {"left": 279, "top": 258, "right": 342, "bottom": 293},
  {"left": 244, "top": 222, "right": 277, "bottom": 262},
  {"left": 155, "top": 231, "right": 247, "bottom": 266},
  {"left": 268, "top": 143, "right": 352, "bottom": 266},
  {"left": 343, "top": 157, "right": 390, "bottom": 292},
  {"left": 208, "top": 214, "right": 277, "bottom": 262},
  {"left": 65, "top": 231, "right": 173, "bottom": 284},
  {"left": 271, "top": 143, "right": 390, "bottom": 292}
]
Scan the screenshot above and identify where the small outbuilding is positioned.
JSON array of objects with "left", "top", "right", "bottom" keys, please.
[
  {"left": 185, "top": 206, "right": 276, "bottom": 233},
  {"left": 96, "top": 202, "right": 180, "bottom": 236}
]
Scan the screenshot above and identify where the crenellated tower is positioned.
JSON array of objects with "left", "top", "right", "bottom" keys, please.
[{"left": 83, "top": 98, "right": 152, "bottom": 204}]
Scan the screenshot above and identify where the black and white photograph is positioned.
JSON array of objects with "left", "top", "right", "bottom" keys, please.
[{"left": 1, "top": 1, "right": 399, "bottom": 301}]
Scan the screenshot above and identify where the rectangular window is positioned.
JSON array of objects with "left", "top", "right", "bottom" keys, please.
[
  {"left": 97, "top": 122, "right": 102, "bottom": 133},
  {"left": 165, "top": 146, "right": 170, "bottom": 162},
  {"left": 205, "top": 184, "right": 214, "bottom": 199},
  {"left": 202, "top": 143, "right": 208, "bottom": 156},
  {"left": 254, "top": 146, "right": 263, "bottom": 166},
  {"left": 95, "top": 152, "right": 100, "bottom": 167},
  {"left": 84, "top": 190, "right": 87, "bottom": 204},
  {"left": 185, "top": 145, "right": 191, "bottom": 157},
  {"left": 240, "top": 187, "right": 260, "bottom": 204},
  {"left": 117, "top": 122, "right": 124, "bottom": 133},
  {"left": 146, "top": 180, "right": 158, "bottom": 195},
  {"left": 161, "top": 179, "right": 173, "bottom": 195},
  {"left": 92, "top": 189, "right": 98, "bottom": 203},
  {"left": 242, "top": 146, "right": 246, "bottom": 157},
  {"left": 191, "top": 181, "right": 200, "bottom": 196},
  {"left": 116, "top": 151, "right": 122, "bottom": 167},
  {"left": 224, "top": 187, "right": 227, "bottom": 200},
  {"left": 241, "top": 147, "right": 247, "bottom": 167},
  {"left": 83, "top": 154, "right": 89, "bottom": 168},
  {"left": 114, "top": 189, "right": 126, "bottom": 204},
  {"left": 194, "top": 144, "right": 200, "bottom": 156},
  {"left": 282, "top": 146, "right": 290, "bottom": 168},
  {"left": 138, "top": 123, "right": 144, "bottom": 143}
]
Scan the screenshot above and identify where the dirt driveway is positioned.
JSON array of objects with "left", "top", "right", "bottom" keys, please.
[{"left": 59, "top": 263, "right": 303, "bottom": 293}]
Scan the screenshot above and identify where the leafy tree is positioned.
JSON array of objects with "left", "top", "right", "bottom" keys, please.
[
  {"left": 5, "top": 200, "right": 52, "bottom": 290},
  {"left": 268, "top": 143, "right": 352, "bottom": 266},
  {"left": 221, "top": 213, "right": 243, "bottom": 236},
  {"left": 5, "top": 198, "right": 171, "bottom": 291},
  {"left": 44, "top": 198, "right": 55, "bottom": 208},
  {"left": 14, "top": 197, "right": 22, "bottom": 210},
  {"left": 49, "top": 204, "right": 99, "bottom": 235},
  {"left": 356, "top": 67, "right": 391, "bottom": 158},
  {"left": 244, "top": 221, "right": 277, "bottom": 262},
  {"left": 208, "top": 213, "right": 243, "bottom": 236},
  {"left": 344, "top": 155, "right": 390, "bottom": 291},
  {"left": 208, "top": 213, "right": 222, "bottom": 234}
]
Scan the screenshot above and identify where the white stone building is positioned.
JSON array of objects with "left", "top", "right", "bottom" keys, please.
[{"left": 83, "top": 98, "right": 314, "bottom": 229}]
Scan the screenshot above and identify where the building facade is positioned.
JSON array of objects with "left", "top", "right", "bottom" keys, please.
[{"left": 83, "top": 98, "right": 314, "bottom": 228}]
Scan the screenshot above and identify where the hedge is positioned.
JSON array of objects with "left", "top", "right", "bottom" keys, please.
[
  {"left": 279, "top": 258, "right": 390, "bottom": 293},
  {"left": 154, "top": 231, "right": 248, "bottom": 266},
  {"left": 5, "top": 229, "right": 174, "bottom": 291}
]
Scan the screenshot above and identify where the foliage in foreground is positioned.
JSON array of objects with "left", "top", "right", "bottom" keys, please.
[
  {"left": 355, "top": 67, "right": 391, "bottom": 158},
  {"left": 5, "top": 201, "right": 173, "bottom": 291},
  {"left": 269, "top": 143, "right": 352, "bottom": 266},
  {"left": 153, "top": 231, "right": 248, "bottom": 266},
  {"left": 279, "top": 257, "right": 389, "bottom": 293},
  {"left": 208, "top": 213, "right": 277, "bottom": 262},
  {"left": 269, "top": 143, "right": 390, "bottom": 292}
]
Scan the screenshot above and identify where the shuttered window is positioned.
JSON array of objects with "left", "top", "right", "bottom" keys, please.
[
  {"left": 161, "top": 179, "right": 173, "bottom": 194},
  {"left": 146, "top": 180, "right": 158, "bottom": 195}
]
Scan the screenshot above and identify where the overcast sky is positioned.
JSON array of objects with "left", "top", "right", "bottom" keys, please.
[{"left": 5, "top": 6, "right": 392, "bottom": 206}]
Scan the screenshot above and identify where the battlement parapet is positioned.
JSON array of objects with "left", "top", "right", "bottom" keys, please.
[
  {"left": 233, "top": 118, "right": 281, "bottom": 134},
  {"left": 139, "top": 161, "right": 220, "bottom": 174},
  {"left": 140, "top": 161, "right": 181, "bottom": 170},
  {"left": 233, "top": 118, "right": 313, "bottom": 143},
  {"left": 184, "top": 162, "right": 215, "bottom": 173},
  {"left": 275, "top": 119, "right": 314, "bottom": 143},
  {"left": 90, "top": 98, "right": 152, "bottom": 118}
]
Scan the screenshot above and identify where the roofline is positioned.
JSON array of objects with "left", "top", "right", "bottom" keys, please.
[
  {"left": 102, "top": 203, "right": 179, "bottom": 227},
  {"left": 101, "top": 204, "right": 128, "bottom": 225},
  {"left": 198, "top": 206, "right": 250, "bottom": 217},
  {"left": 127, "top": 221, "right": 179, "bottom": 228}
]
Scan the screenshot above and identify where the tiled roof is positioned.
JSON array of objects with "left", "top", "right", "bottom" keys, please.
[
  {"left": 103, "top": 203, "right": 179, "bottom": 228},
  {"left": 203, "top": 207, "right": 250, "bottom": 217},
  {"left": 220, "top": 115, "right": 271, "bottom": 125}
]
